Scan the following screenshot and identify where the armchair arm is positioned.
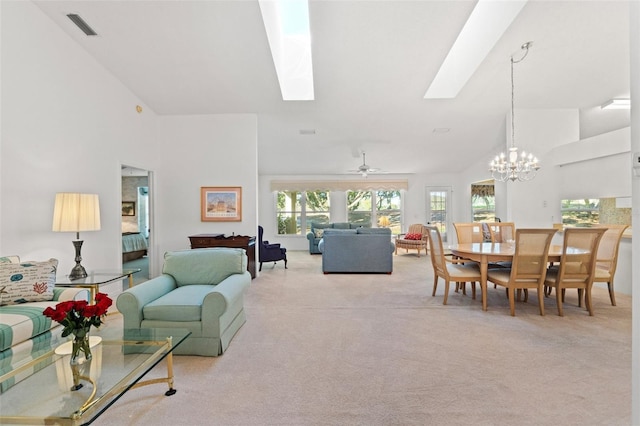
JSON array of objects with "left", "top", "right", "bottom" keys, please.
[
  {"left": 306, "top": 231, "right": 315, "bottom": 242},
  {"left": 201, "top": 272, "right": 251, "bottom": 336},
  {"left": 116, "top": 275, "right": 177, "bottom": 329}
]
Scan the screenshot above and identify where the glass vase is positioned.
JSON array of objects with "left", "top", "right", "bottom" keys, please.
[{"left": 69, "top": 328, "right": 92, "bottom": 391}]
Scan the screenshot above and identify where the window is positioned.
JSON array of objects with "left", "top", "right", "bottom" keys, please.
[
  {"left": 471, "top": 182, "right": 495, "bottom": 222},
  {"left": 304, "top": 191, "right": 330, "bottom": 232},
  {"left": 276, "top": 190, "right": 330, "bottom": 235},
  {"left": 375, "top": 190, "right": 401, "bottom": 234},
  {"left": 347, "top": 190, "right": 402, "bottom": 233},
  {"left": 561, "top": 198, "right": 600, "bottom": 226},
  {"left": 347, "top": 190, "right": 372, "bottom": 227}
]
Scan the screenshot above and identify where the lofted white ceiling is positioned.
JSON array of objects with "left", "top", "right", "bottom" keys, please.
[{"left": 33, "top": 1, "right": 631, "bottom": 177}]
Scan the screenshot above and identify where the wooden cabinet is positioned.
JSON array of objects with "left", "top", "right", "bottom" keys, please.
[{"left": 188, "top": 234, "right": 256, "bottom": 279}]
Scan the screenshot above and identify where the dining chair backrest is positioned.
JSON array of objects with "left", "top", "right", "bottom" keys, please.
[
  {"left": 487, "top": 222, "right": 516, "bottom": 243},
  {"left": 509, "top": 229, "right": 556, "bottom": 282},
  {"left": 554, "top": 228, "right": 606, "bottom": 286},
  {"left": 593, "top": 224, "right": 628, "bottom": 275},
  {"left": 425, "top": 225, "right": 447, "bottom": 277},
  {"left": 453, "top": 223, "right": 484, "bottom": 244}
]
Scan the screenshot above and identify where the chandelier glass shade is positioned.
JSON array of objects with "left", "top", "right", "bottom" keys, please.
[{"left": 490, "top": 42, "right": 540, "bottom": 182}]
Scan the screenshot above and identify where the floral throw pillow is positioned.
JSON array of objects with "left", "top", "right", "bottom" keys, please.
[
  {"left": 0, "top": 258, "right": 58, "bottom": 306},
  {"left": 314, "top": 229, "right": 325, "bottom": 238}
]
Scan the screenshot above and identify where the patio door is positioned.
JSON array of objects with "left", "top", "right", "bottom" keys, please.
[{"left": 426, "top": 187, "right": 451, "bottom": 242}]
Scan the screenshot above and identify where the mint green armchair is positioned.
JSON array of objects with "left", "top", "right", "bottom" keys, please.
[{"left": 116, "top": 248, "right": 251, "bottom": 356}]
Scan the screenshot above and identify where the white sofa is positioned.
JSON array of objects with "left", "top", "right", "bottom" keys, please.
[{"left": 0, "top": 256, "right": 88, "bottom": 391}]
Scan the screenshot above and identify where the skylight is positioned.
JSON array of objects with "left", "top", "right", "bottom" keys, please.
[
  {"left": 424, "top": 0, "right": 528, "bottom": 99},
  {"left": 259, "top": 0, "right": 314, "bottom": 101}
]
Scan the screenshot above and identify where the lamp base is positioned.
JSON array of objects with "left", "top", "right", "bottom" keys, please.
[
  {"left": 69, "top": 264, "right": 88, "bottom": 280},
  {"left": 69, "top": 240, "right": 88, "bottom": 280}
]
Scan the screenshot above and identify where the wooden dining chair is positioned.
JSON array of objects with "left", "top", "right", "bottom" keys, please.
[
  {"left": 487, "top": 222, "right": 516, "bottom": 243},
  {"left": 592, "top": 224, "right": 628, "bottom": 306},
  {"left": 453, "top": 223, "right": 485, "bottom": 244},
  {"left": 425, "top": 225, "right": 481, "bottom": 305},
  {"left": 543, "top": 227, "right": 606, "bottom": 316},
  {"left": 486, "top": 229, "right": 556, "bottom": 316}
]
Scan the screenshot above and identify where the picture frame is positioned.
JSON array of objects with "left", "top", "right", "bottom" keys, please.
[
  {"left": 201, "top": 186, "right": 242, "bottom": 222},
  {"left": 122, "top": 201, "right": 136, "bottom": 216}
]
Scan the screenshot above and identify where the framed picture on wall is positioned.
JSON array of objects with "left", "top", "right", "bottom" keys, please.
[
  {"left": 122, "top": 201, "right": 136, "bottom": 216},
  {"left": 201, "top": 186, "right": 242, "bottom": 222}
]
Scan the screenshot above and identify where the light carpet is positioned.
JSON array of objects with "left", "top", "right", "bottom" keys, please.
[{"left": 96, "top": 250, "right": 631, "bottom": 426}]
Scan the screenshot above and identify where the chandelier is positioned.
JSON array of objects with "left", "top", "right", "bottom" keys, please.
[{"left": 490, "top": 41, "right": 540, "bottom": 182}]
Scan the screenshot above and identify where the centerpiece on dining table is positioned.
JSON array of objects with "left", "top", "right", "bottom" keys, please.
[{"left": 43, "top": 293, "right": 112, "bottom": 376}]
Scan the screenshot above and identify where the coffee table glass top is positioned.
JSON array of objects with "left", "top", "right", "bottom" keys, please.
[
  {"left": 55, "top": 269, "right": 141, "bottom": 286},
  {"left": 0, "top": 322, "right": 190, "bottom": 425}
]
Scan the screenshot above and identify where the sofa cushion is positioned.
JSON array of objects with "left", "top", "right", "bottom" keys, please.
[
  {"left": 314, "top": 229, "right": 325, "bottom": 238},
  {"left": 0, "top": 287, "right": 88, "bottom": 354},
  {"left": 143, "top": 285, "right": 214, "bottom": 322},
  {"left": 0, "top": 259, "right": 57, "bottom": 306},
  {"left": 323, "top": 229, "right": 358, "bottom": 235},
  {"left": 356, "top": 227, "right": 391, "bottom": 235},
  {"left": 333, "top": 222, "right": 351, "bottom": 229},
  {"left": 163, "top": 248, "right": 247, "bottom": 286},
  {"left": 0, "top": 303, "right": 54, "bottom": 351}
]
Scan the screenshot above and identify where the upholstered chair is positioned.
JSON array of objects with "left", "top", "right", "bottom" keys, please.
[
  {"left": 258, "top": 226, "right": 287, "bottom": 271},
  {"left": 117, "top": 248, "right": 251, "bottom": 356},
  {"left": 395, "top": 224, "right": 428, "bottom": 257}
]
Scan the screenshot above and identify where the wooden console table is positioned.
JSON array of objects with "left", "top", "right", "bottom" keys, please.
[{"left": 188, "top": 234, "right": 256, "bottom": 279}]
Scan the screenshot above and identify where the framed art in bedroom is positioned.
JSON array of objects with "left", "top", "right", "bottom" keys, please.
[
  {"left": 201, "top": 186, "right": 242, "bottom": 222},
  {"left": 122, "top": 201, "right": 136, "bottom": 216}
]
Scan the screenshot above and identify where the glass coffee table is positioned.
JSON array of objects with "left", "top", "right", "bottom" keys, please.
[
  {"left": 55, "top": 269, "right": 141, "bottom": 303},
  {"left": 0, "top": 321, "right": 190, "bottom": 425}
]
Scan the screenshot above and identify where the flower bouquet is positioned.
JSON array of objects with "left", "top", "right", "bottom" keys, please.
[{"left": 44, "top": 293, "right": 112, "bottom": 364}]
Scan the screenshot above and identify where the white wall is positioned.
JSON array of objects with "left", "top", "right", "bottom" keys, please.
[
  {"left": 0, "top": 2, "right": 258, "bottom": 282},
  {"left": 1, "top": 1, "right": 158, "bottom": 274},
  {"left": 630, "top": 3, "right": 639, "bottom": 422},
  {"left": 154, "top": 114, "right": 258, "bottom": 275}
]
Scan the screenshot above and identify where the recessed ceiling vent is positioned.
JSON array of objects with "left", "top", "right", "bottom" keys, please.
[{"left": 66, "top": 14, "right": 98, "bottom": 36}]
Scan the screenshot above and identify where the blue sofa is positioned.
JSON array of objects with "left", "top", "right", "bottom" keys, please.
[
  {"left": 116, "top": 248, "right": 251, "bottom": 357},
  {"left": 306, "top": 222, "right": 368, "bottom": 254},
  {"left": 318, "top": 228, "right": 395, "bottom": 273}
]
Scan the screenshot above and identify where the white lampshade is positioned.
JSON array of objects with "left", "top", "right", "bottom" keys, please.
[{"left": 52, "top": 193, "right": 101, "bottom": 233}]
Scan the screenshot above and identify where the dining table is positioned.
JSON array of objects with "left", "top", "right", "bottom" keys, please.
[{"left": 449, "top": 242, "right": 573, "bottom": 311}]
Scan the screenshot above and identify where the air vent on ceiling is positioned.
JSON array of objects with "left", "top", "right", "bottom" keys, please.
[{"left": 66, "top": 14, "right": 98, "bottom": 36}]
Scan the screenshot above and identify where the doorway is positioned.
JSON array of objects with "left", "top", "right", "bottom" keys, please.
[
  {"left": 121, "top": 165, "right": 153, "bottom": 285},
  {"left": 426, "top": 186, "right": 452, "bottom": 242}
]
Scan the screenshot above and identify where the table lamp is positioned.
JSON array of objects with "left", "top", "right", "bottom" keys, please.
[{"left": 52, "top": 193, "right": 101, "bottom": 280}]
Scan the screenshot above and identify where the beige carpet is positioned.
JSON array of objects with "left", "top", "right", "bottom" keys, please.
[{"left": 96, "top": 250, "right": 631, "bottom": 426}]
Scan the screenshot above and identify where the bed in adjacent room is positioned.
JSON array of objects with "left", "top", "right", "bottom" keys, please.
[{"left": 122, "top": 232, "right": 148, "bottom": 262}]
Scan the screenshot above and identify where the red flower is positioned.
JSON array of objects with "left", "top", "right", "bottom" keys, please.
[
  {"left": 56, "top": 301, "right": 75, "bottom": 315},
  {"left": 42, "top": 292, "right": 113, "bottom": 338},
  {"left": 43, "top": 306, "right": 68, "bottom": 322},
  {"left": 83, "top": 304, "right": 99, "bottom": 317}
]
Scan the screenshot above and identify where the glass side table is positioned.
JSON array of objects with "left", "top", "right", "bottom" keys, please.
[{"left": 55, "top": 269, "right": 141, "bottom": 303}]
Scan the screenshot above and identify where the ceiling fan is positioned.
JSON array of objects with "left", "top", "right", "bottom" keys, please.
[{"left": 348, "top": 152, "right": 382, "bottom": 177}]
